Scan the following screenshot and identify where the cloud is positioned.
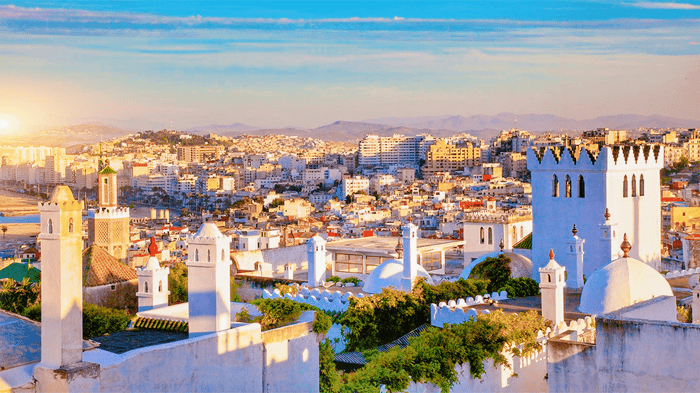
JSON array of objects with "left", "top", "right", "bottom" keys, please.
[{"left": 628, "top": 2, "right": 700, "bottom": 10}]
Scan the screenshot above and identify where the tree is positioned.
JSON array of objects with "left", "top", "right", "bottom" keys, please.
[{"left": 1, "top": 225, "right": 6, "bottom": 239}]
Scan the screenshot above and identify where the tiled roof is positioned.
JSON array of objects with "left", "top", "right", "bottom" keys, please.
[
  {"left": 0, "top": 263, "right": 40, "bottom": 283},
  {"left": 98, "top": 166, "right": 117, "bottom": 175},
  {"left": 513, "top": 232, "right": 532, "bottom": 250},
  {"left": 82, "top": 245, "right": 137, "bottom": 287},
  {"left": 334, "top": 324, "right": 430, "bottom": 366}
]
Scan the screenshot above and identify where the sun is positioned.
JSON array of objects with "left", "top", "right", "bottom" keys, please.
[{"left": 0, "top": 119, "right": 10, "bottom": 131}]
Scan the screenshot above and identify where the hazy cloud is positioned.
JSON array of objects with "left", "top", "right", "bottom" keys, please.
[{"left": 629, "top": 2, "right": 700, "bottom": 10}]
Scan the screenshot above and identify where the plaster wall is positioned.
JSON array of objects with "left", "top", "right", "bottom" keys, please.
[
  {"left": 262, "top": 318, "right": 319, "bottom": 393},
  {"left": 83, "top": 279, "right": 138, "bottom": 313},
  {"left": 463, "top": 221, "right": 532, "bottom": 264},
  {"left": 547, "top": 339, "right": 598, "bottom": 393},
  {"left": 232, "top": 244, "right": 309, "bottom": 273},
  {"left": 528, "top": 146, "right": 662, "bottom": 282}
]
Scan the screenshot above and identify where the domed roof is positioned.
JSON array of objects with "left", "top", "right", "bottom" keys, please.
[
  {"left": 50, "top": 185, "right": 75, "bottom": 203},
  {"left": 362, "top": 259, "right": 434, "bottom": 294},
  {"left": 144, "top": 256, "right": 161, "bottom": 271},
  {"left": 459, "top": 251, "right": 532, "bottom": 280},
  {"left": 579, "top": 257, "right": 673, "bottom": 315},
  {"left": 194, "top": 222, "right": 224, "bottom": 239}
]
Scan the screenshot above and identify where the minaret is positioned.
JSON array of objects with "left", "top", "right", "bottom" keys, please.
[
  {"left": 37, "top": 186, "right": 84, "bottom": 367},
  {"left": 307, "top": 234, "right": 327, "bottom": 287},
  {"left": 566, "top": 225, "right": 585, "bottom": 289},
  {"left": 599, "top": 209, "right": 619, "bottom": 261},
  {"left": 97, "top": 164, "right": 118, "bottom": 208},
  {"left": 692, "top": 280, "right": 700, "bottom": 324},
  {"left": 137, "top": 237, "right": 170, "bottom": 312},
  {"left": 87, "top": 161, "right": 130, "bottom": 263},
  {"left": 187, "top": 222, "right": 232, "bottom": 337},
  {"left": 539, "top": 249, "right": 566, "bottom": 325},
  {"left": 401, "top": 219, "right": 419, "bottom": 292}
]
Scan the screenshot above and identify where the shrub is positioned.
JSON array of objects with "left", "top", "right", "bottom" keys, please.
[
  {"left": 320, "top": 340, "right": 342, "bottom": 393},
  {"left": 251, "top": 298, "right": 331, "bottom": 335},
  {"left": 499, "top": 277, "right": 540, "bottom": 298},
  {"left": 341, "top": 277, "right": 362, "bottom": 285},
  {"left": 0, "top": 278, "right": 41, "bottom": 315},
  {"left": 414, "top": 278, "right": 489, "bottom": 305},
  {"left": 326, "top": 276, "right": 341, "bottom": 283},
  {"left": 168, "top": 263, "right": 188, "bottom": 304},
  {"left": 83, "top": 304, "right": 131, "bottom": 339},
  {"left": 469, "top": 254, "right": 512, "bottom": 293},
  {"left": 21, "top": 303, "right": 42, "bottom": 321},
  {"left": 274, "top": 283, "right": 298, "bottom": 296}
]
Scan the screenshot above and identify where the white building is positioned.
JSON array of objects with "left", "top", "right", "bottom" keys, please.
[
  {"left": 527, "top": 144, "right": 663, "bottom": 285},
  {"left": 341, "top": 176, "right": 369, "bottom": 198},
  {"left": 358, "top": 134, "right": 419, "bottom": 167}
]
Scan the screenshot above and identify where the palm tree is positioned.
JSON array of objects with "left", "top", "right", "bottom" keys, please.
[{"left": 1, "top": 225, "right": 6, "bottom": 239}]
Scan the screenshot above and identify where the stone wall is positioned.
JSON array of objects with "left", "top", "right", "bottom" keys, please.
[{"left": 83, "top": 279, "right": 138, "bottom": 313}]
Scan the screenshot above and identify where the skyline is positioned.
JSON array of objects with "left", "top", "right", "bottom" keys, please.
[{"left": 0, "top": 1, "right": 699, "bottom": 133}]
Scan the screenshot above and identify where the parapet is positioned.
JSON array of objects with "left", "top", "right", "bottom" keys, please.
[
  {"left": 262, "top": 288, "right": 363, "bottom": 313},
  {"left": 528, "top": 144, "right": 663, "bottom": 171},
  {"left": 39, "top": 186, "right": 82, "bottom": 212},
  {"left": 88, "top": 207, "right": 130, "bottom": 219}
]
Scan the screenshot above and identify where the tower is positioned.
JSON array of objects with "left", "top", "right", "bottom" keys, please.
[
  {"left": 539, "top": 249, "right": 566, "bottom": 325},
  {"left": 87, "top": 165, "right": 130, "bottom": 263},
  {"left": 566, "top": 225, "right": 585, "bottom": 289},
  {"left": 307, "top": 235, "right": 327, "bottom": 287},
  {"left": 528, "top": 144, "right": 663, "bottom": 280},
  {"left": 599, "top": 208, "right": 620, "bottom": 262},
  {"left": 37, "top": 186, "right": 84, "bottom": 367},
  {"left": 187, "top": 222, "right": 232, "bottom": 337},
  {"left": 693, "top": 280, "right": 700, "bottom": 324},
  {"left": 137, "top": 237, "right": 170, "bottom": 312},
  {"left": 401, "top": 220, "right": 419, "bottom": 292}
]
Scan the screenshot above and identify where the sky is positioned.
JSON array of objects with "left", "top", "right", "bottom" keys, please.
[{"left": 0, "top": 1, "right": 699, "bottom": 132}]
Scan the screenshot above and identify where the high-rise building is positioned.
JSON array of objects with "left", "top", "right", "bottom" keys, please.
[
  {"left": 421, "top": 140, "right": 481, "bottom": 177},
  {"left": 358, "top": 134, "right": 419, "bottom": 167}
]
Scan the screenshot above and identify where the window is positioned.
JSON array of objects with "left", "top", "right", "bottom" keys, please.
[
  {"left": 365, "top": 256, "right": 382, "bottom": 274},
  {"left": 159, "top": 281, "right": 163, "bottom": 292},
  {"left": 195, "top": 249, "right": 199, "bottom": 261},
  {"left": 104, "top": 178, "right": 108, "bottom": 184},
  {"left": 480, "top": 227, "right": 485, "bottom": 244},
  {"left": 421, "top": 251, "right": 442, "bottom": 271},
  {"left": 578, "top": 175, "right": 585, "bottom": 198},
  {"left": 48, "top": 219, "right": 53, "bottom": 234},
  {"left": 144, "top": 281, "right": 149, "bottom": 293},
  {"left": 68, "top": 218, "right": 74, "bottom": 233},
  {"left": 335, "top": 253, "right": 363, "bottom": 273},
  {"left": 221, "top": 249, "right": 225, "bottom": 261},
  {"left": 488, "top": 227, "right": 493, "bottom": 245},
  {"left": 623, "top": 175, "right": 628, "bottom": 197},
  {"left": 640, "top": 175, "right": 645, "bottom": 196},
  {"left": 631, "top": 175, "right": 637, "bottom": 197},
  {"left": 552, "top": 175, "right": 559, "bottom": 197},
  {"left": 565, "top": 175, "right": 572, "bottom": 198}
]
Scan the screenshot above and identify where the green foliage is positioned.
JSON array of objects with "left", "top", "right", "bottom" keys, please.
[
  {"left": 342, "top": 310, "right": 545, "bottom": 393},
  {"left": 274, "top": 282, "right": 299, "bottom": 296},
  {"left": 235, "top": 307, "right": 253, "bottom": 323},
  {"left": 320, "top": 340, "right": 342, "bottom": 393},
  {"left": 83, "top": 304, "right": 131, "bottom": 339},
  {"left": 251, "top": 298, "right": 331, "bottom": 335},
  {"left": 469, "top": 254, "right": 512, "bottom": 293},
  {"left": 414, "top": 278, "right": 489, "bottom": 306},
  {"left": 0, "top": 278, "right": 41, "bottom": 315},
  {"left": 231, "top": 279, "right": 242, "bottom": 302},
  {"left": 677, "top": 305, "right": 692, "bottom": 323},
  {"left": 21, "top": 303, "right": 42, "bottom": 321},
  {"left": 168, "top": 263, "right": 188, "bottom": 304},
  {"left": 341, "top": 288, "right": 429, "bottom": 352},
  {"left": 341, "top": 277, "right": 362, "bottom": 286},
  {"left": 326, "top": 276, "right": 341, "bottom": 283},
  {"left": 499, "top": 278, "right": 540, "bottom": 298},
  {"left": 268, "top": 198, "right": 285, "bottom": 209}
]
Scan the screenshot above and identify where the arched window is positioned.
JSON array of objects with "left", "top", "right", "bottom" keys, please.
[
  {"left": 623, "top": 175, "right": 628, "bottom": 197},
  {"left": 158, "top": 281, "right": 163, "bottom": 292},
  {"left": 565, "top": 175, "right": 572, "bottom": 198},
  {"left": 640, "top": 175, "right": 645, "bottom": 196},
  {"left": 48, "top": 219, "right": 53, "bottom": 234},
  {"left": 68, "top": 217, "right": 74, "bottom": 233},
  {"left": 552, "top": 175, "right": 559, "bottom": 197},
  {"left": 480, "top": 227, "right": 485, "bottom": 244},
  {"left": 520, "top": 226, "right": 524, "bottom": 238},
  {"left": 207, "top": 249, "right": 211, "bottom": 262},
  {"left": 578, "top": 175, "right": 585, "bottom": 198},
  {"left": 221, "top": 249, "right": 225, "bottom": 261},
  {"left": 631, "top": 175, "right": 637, "bottom": 197},
  {"left": 488, "top": 228, "right": 493, "bottom": 245},
  {"left": 195, "top": 249, "right": 199, "bottom": 261},
  {"left": 144, "top": 281, "right": 149, "bottom": 293},
  {"left": 512, "top": 229, "right": 517, "bottom": 245}
]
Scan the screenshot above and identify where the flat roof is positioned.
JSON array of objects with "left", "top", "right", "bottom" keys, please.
[{"left": 326, "top": 236, "right": 463, "bottom": 256}]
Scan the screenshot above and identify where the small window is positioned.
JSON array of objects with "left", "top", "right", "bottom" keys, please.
[
  {"left": 68, "top": 217, "right": 74, "bottom": 233},
  {"left": 631, "top": 175, "right": 637, "bottom": 197},
  {"left": 552, "top": 175, "right": 559, "bottom": 197},
  {"left": 207, "top": 249, "right": 211, "bottom": 262},
  {"left": 221, "top": 249, "right": 225, "bottom": 261},
  {"left": 195, "top": 249, "right": 199, "bottom": 261},
  {"left": 48, "top": 219, "right": 53, "bottom": 234},
  {"left": 104, "top": 178, "right": 108, "bottom": 184},
  {"left": 578, "top": 175, "right": 585, "bottom": 198},
  {"left": 159, "top": 281, "right": 163, "bottom": 292},
  {"left": 565, "top": 175, "right": 572, "bottom": 198},
  {"left": 480, "top": 227, "right": 485, "bottom": 244},
  {"left": 640, "top": 175, "right": 645, "bottom": 196},
  {"left": 144, "top": 281, "right": 149, "bottom": 293},
  {"left": 488, "top": 228, "right": 493, "bottom": 245},
  {"left": 623, "top": 175, "right": 629, "bottom": 198}
]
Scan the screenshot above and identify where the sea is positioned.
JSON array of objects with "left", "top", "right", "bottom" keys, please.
[{"left": 0, "top": 214, "right": 41, "bottom": 224}]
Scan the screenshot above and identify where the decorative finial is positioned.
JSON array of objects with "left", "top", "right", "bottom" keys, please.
[
  {"left": 499, "top": 238, "right": 504, "bottom": 251},
  {"left": 572, "top": 224, "right": 578, "bottom": 236},
  {"left": 549, "top": 249, "right": 555, "bottom": 260},
  {"left": 620, "top": 233, "right": 631, "bottom": 258},
  {"left": 148, "top": 236, "right": 158, "bottom": 257},
  {"left": 604, "top": 208, "right": 610, "bottom": 221},
  {"left": 408, "top": 216, "right": 413, "bottom": 224},
  {"left": 395, "top": 236, "right": 403, "bottom": 258}
]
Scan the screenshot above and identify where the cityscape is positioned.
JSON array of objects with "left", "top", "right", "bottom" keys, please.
[{"left": 1, "top": 1, "right": 700, "bottom": 393}]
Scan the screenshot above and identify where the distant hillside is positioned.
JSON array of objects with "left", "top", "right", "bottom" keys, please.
[
  {"left": 186, "top": 123, "right": 261, "bottom": 135},
  {"left": 364, "top": 113, "right": 699, "bottom": 133},
  {"left": 3, "top": 123, "right": 130, "bottom": 148}
]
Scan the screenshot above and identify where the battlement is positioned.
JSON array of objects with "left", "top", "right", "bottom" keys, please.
[
  {"left": 262, "top": 287, "right": 363, "bottom": 313},
  {"left": 187, "top": 234, "right": 232, "bottom": 244},
  {"left": 527, "top": 144, "right": 663, "bottom": 171},
  {"left": 137, "top": 266, "right": 170, "bottom": 276},
  {"left": 88, "top": 206, "right": 130, "bottom": 219},
  {"left": 463, "top": 211, "right": 532, "bottom": 224},
  {"left": 38, "top": 200, "right": 83, "bottom": 212}
]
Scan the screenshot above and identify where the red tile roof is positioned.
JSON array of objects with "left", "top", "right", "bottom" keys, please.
[{"left": 82, "top": 245, "right": 137, "bottom": 287}]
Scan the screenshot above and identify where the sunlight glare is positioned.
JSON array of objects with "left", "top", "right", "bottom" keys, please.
[{"left": 0, "top": 119, "right": 10, "bottom": 130}]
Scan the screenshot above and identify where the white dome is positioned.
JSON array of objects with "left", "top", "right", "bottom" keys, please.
[
  {"left": 579, "top": 257, "right": 673, "bottom": 315},
  {"left": 194, "top": 222, "right": 224, "bottom": 239},
  {"left": 459, "top": 251, "right": 532, "bottom": 280},
  {"left": 362, "top": 259, "right": 434, "bottom": 294}
]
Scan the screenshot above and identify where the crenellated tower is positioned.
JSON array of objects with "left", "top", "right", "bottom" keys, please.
[
  {"left": 527, "top": 144, "right": 662, "bottom": 280},
  {"left": 137, "top": 237, "right": 170, "bottom": 312},
  {"left": 87, "top": 165, "right": 130, "bottom": 263}
]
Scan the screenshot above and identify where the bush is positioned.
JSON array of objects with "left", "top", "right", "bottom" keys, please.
[
  {"left": 0, "top": 278, "right": 41, "bottom": 315},
  {"left": 499, "top": 278, "right": 540, "bottom": 298},
  {"left": 414, "top": 278, "right": 489, "bottom": 306},
  {"left": 341, "top": 277, "right": 362, "bottom": 285},
  {"left": 326, "top": 276, "right": 341, "bottom": 283},
  {"left": 21, "top": 303, "right": 42, "bottom": 321},
  {"left": 251, "top": 298, "right": 331, "bottom": 335},
  {"left": 83, "top": 304, "right": 131, "bottom": 339},
  {"left": 168, "top": 263, "right": 188, "bottom": 304},
  {"left": 469, "top": 254, "right": 512, "bottom": 294},
  {"left": 320, "top": 340, "right": 342, "bottom": 393}
]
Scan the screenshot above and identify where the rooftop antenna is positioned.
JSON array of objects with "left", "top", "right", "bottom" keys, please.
[
  {"left": 170, "top": 120, "right": 173, "bottom": 132},
  {"left": 514, "top": 117, "right": 518, "bottom": 130}
]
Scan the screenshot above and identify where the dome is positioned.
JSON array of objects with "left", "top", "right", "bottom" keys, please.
[
  {"left": 50, "top": 185, "right": 75, "bottom": 203},
  {"left": 362, "top": 259, "right": 433, "bottom": 294},
  {"left": 194, "top": 222, "right": 224, "bottom": 239},
  {"left": 459, "top": 251, "right": 532, "bottom": 280},
  {"left": 144, "top": 256, "right": 161, "bottom": 271},
  {"left": 579, "top": 257, "right": 673, "bottom": 315}
]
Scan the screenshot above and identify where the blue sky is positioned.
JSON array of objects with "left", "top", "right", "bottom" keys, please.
[{"left": 0, "top": 1, "right": 699, "bottom": 131}]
